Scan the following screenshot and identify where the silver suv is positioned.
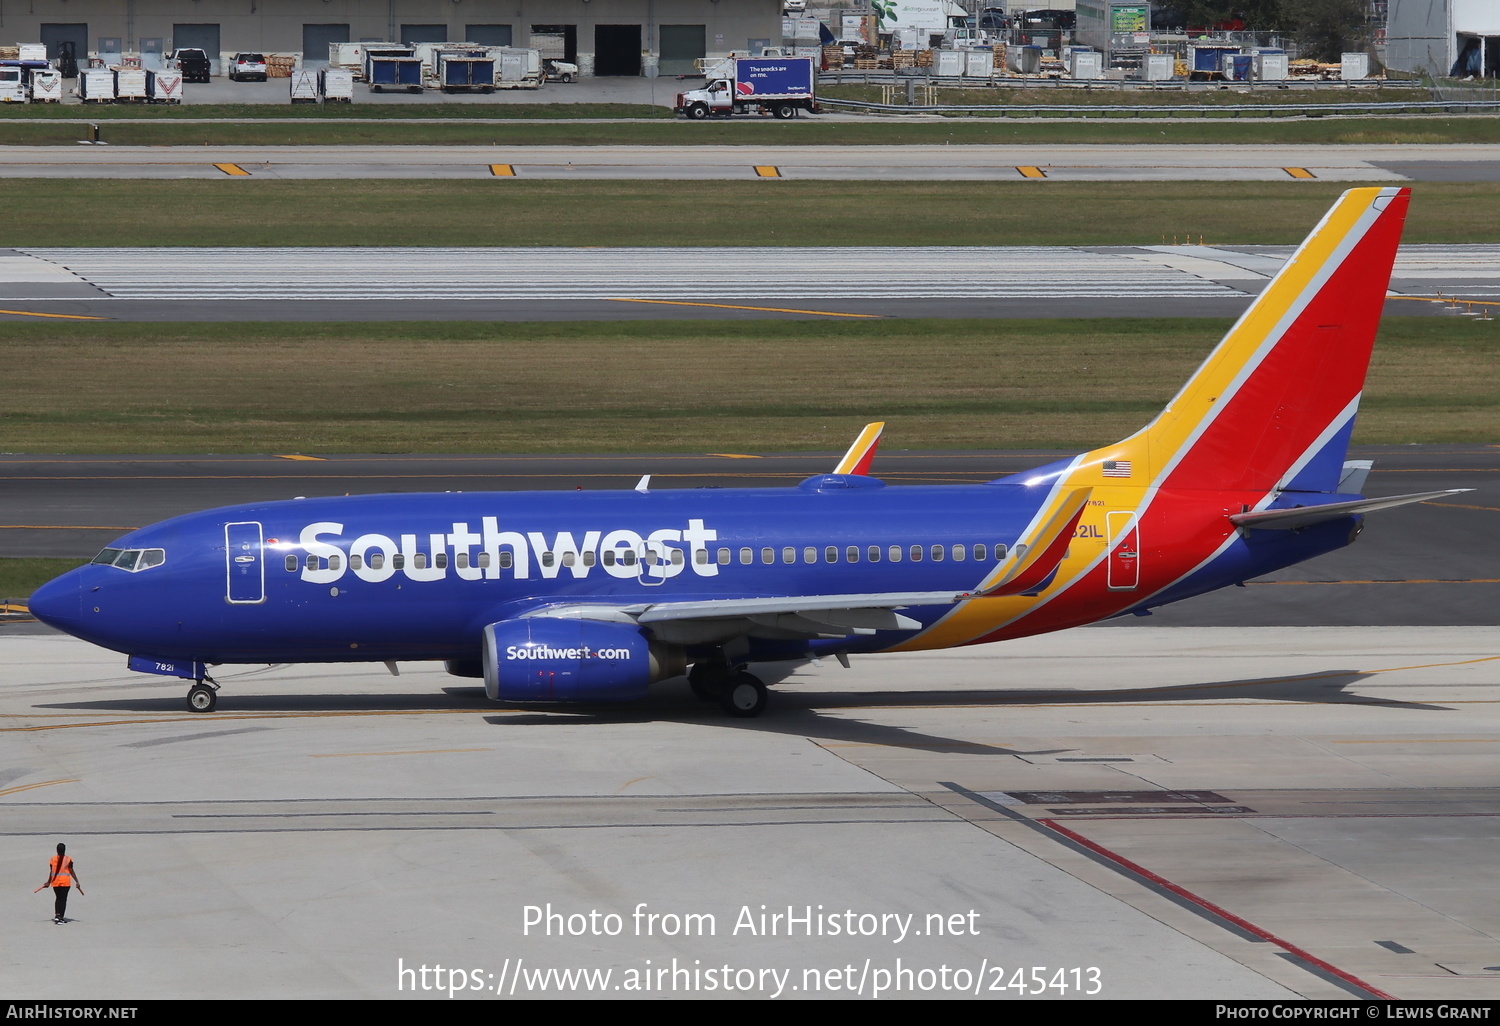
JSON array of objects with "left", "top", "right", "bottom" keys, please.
[{"left": 229, "top": 52, "right": 268, "bottom": 81}]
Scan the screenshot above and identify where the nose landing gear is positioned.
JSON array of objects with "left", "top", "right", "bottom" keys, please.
[{"left": 186, "top": 676, "right": 220, "bottom": 712}]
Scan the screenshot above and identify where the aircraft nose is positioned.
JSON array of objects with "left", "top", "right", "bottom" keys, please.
[{"left": 28, "top": 571, "right": 83, "bottom": 631}]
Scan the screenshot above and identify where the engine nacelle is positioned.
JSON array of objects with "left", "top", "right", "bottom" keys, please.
[{"left": 482, "top": 617, "right": 685, "bottom": 703}]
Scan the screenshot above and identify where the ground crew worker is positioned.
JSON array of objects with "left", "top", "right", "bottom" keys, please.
[{"left": 35, "top": 842, "right": 82, "bottom": 923}]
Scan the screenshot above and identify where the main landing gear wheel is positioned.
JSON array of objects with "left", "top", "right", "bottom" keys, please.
[
  {"left": 186, "top": 681, "right": 218, "bottom": 712},
  {"left": 688, "top": 661, "right": 732, "bottom": 702},
  {"left": 719, "top": 672, "right": 768, "bottom": 718}
]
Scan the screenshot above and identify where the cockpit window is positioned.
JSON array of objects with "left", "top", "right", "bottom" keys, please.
[{"left": 91, "top": 547, "right": 166, "bottom": 572}]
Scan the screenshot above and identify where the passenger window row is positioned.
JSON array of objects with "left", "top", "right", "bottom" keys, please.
[{"left": 283, "top": 542, "right": 1007, "bottom": 573}]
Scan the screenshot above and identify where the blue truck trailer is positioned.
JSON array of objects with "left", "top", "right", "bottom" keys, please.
[{"left": 675, "top": 56, "right": 817, "bottom": 119}]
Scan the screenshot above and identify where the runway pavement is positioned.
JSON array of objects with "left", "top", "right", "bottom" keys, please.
[
  {"left": 3, "top": 624, "right": 1499, "bottom": 999},
  {"left": 2, "top": 243, "right": 1497, "bottom": 321},
  {"left": 1, "top": 142, "right": 1498, "bottom": 182}
]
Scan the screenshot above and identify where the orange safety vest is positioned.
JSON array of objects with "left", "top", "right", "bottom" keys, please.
[{"left": 48, "top": 855, "right": 73, "bottom": 887}]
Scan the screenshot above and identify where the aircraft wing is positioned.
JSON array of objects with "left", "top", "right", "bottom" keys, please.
[
  {"left": 528, "top": 590, "right": 968, "bottom": 643},
  {"left": 1230, "top": 489, "right": 1471, "bottom": 531}
]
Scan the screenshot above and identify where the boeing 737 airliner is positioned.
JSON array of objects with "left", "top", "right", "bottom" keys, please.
[{"left": 30, "top": 187, "right": 1462, "bottom": 717}]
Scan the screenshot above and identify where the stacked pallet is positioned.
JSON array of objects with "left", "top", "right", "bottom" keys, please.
[
  {"left": 822, "top": 44, "right": 845, "bottom": 69},
  {"left": 891, "top": 49, "right": 916, "bottom": 70},
  {"left": 0, "top": 46, "right": 18, "bottom": 60},
  {"left": 915, "top": 49, "right": 934, "bottom": 68},
  {"left": 266, "top": 54, "right": 297, "bottom": 78}
]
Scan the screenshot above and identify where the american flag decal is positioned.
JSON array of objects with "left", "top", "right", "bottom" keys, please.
[{"left": 1102, "top": 460, "right": 1132, "bottom": 478}]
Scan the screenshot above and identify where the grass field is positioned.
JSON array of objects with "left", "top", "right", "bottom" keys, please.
[
  {"left": 0, "top": 558, "right": 87, "bottom": 605},
  {"left": 0, "top": 317, "right": 1493, "bottom": 455},
  {"left": 4, "top": 114, "right": 1500, "bottom": 146},
  {"left": 3, "top": 181, "right": 1499, "bottom": 247}
]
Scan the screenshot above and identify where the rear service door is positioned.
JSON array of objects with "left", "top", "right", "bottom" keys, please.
[
  {"left": 226, "top": 521, "right": 266, "bottom": 604},
  {"left": 1106, "top": 511, "right": 1139, "bottom": 591}
]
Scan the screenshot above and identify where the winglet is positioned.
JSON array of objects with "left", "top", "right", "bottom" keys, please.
[
  {"left": 834, "top": 422, "right": 884, "bottom": 476},
  {"left": 978, "top": 487, "right": 1092, "bottom": 597}
]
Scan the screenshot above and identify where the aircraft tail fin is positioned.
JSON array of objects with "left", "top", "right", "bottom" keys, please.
[{"left": 1086, "top": 186, "right": 1411, "bottom": 496}]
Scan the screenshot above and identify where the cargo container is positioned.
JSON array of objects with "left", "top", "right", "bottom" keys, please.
[
  {"left": 1140, "top": 53, "right": 1174, "bottom": 80},
  {"left": 1069, "top": 50, "right": 1103, "bottom": 79},
  {"left": 114, "top": 67, "right": 148, "bottom": 102},
  {"left": 964, "top": 49, "right": 994, "bottom": 77},
  {"left": 18, "top": 43, "right": 47, "bottom": 62},
  {"left": 1341, "top": 52, "right": 1369, "bottom": 80},
  {"left": 289, "top": 68, "right": 319, "bottom": 103},
  {"left": 1007, "top": 44, "right": 1042, "bottom": 74},
  {"left": 368, "top": 55, "right": 424, "bottom": 92},
  {"left": 1254, "top": 52, "right": 1287, "bottom": 81},
  {"left": 147, "top": 69, "right": 183, "bottom": 103},
  {"left": 413, "top": 42, "right": 483, "bottom": 76},
  {"left": 494, "top": 48, "right": 543, "bottom": 89},
  {"left": 1188, "top": 43, "right": 1239, "bottom": 78},
  {"left": 320, "top": 67, "right": 354, "bottom": 102},
  {"left": 932, "top": 49, "right": 965, "bottom": 76},
  {"left": 0, "top": 67, "right": 24, "bottom": 103},
  {"left": 360, "top": 47, "right": 414, "bottom": 82},
  {"left": 439, "top": 54, "right": 496, "bottom": 93},
  {"left": 675, "top": 56, "right": 817, "bottom": 119},
  {"left": 329, "top": 42, "right": 387, "bottom": 75},
  {"left": 78, "top": 67, "right": 115, "bottom": 102},
  {"left": 29, "top": 68, "right": 63, "bottom": 102}
]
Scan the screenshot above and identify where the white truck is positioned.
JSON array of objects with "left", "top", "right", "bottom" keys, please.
[{"left": 675, "top": 56, "right": 818, "bottom": 119}]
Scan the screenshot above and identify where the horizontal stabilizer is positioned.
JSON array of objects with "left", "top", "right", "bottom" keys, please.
[
  {"left": 1229, "top": 490, "right": 1471, "bottom": 531},
  {"left": 1338, "top": 460, "right": 1373, "bottom": 495},
  {"left": 833, "top": 422, "right": 885, "bottom": 476},
  {"left": 979, "top": 487, "right": 1092, "bottom": 597}
]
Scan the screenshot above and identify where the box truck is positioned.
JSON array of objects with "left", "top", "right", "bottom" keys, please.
[{"left": 676, "top": 56, "right": 817, "bottom": 119}]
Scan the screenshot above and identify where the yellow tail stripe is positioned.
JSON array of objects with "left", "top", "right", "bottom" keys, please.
[{"left": 833, "top": 422, "right": 885, "bottom": 475}]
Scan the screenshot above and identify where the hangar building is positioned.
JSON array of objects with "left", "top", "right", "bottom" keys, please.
[
  {"left": 1385, "top": 0, "right": 1500, "bottom": 78},
  {"left": 5, "top": 0, "right": 783, "bottom": 78}
]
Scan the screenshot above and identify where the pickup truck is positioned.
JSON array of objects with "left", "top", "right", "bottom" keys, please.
[{"left": 167, "top": 48, "right": 212, "bottom": 83}]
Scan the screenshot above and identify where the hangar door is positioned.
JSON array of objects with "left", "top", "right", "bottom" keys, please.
[
  {"left": 401, "top": 24, "right": 450, "bottom": 45},
  {"left": 302, "top": 24, "right": 350, "bottom": 66},
  {"left": 40, "top": 23, "right": 88, "bottom": 62},
  {"left": 173, "top": 24, "right": 221, "bottom": 73},
  {"left": 658, "top": 25, "right": 705, "bottom": 76},
  {"left": 595, "top": 24, "right": 642, "bottom": 76},
  {"left": 467, "top": 25, "right": 514, "bottom": 47}
]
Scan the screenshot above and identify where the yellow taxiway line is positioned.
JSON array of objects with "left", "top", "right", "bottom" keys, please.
[{"left": 0, "top": 308, "right": 109, "bottom": 321}]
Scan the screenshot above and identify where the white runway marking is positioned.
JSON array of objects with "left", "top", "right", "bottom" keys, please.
[{"left": 6, "top": 245, "right": 1500, "bottom": 303}]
